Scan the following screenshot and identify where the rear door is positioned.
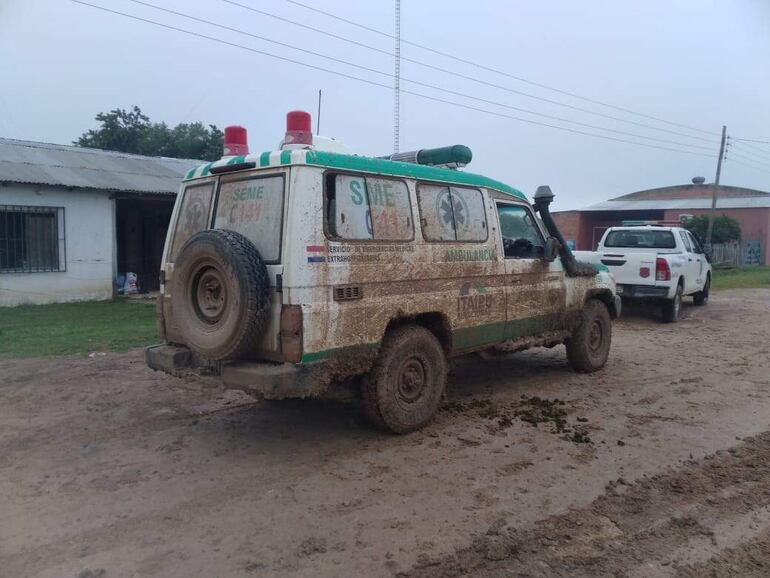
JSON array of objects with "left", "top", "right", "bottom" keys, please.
[
  {"left": 212, "top": 170, "right": 288, "bottom": 354},
  {"left": 677, "top": 230, "right": 699, "bottom": 293},
  {"left": 686, "top": 231, "right": 707, "bottom": 289}
]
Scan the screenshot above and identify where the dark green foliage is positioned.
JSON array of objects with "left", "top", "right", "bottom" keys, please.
[
  {"left": 684, "top": 214, "right": 741, "bottom": 244},
  {"left": 76, "top": 106, "right": 223, "bottom": 161}
]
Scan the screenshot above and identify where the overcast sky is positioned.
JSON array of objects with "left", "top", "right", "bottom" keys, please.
[{"left": 1, "top": 0, "right": 769, "bottom": 209}]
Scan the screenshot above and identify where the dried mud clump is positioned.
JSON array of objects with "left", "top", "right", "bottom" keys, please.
[{"left": 441, "top": 395, "right": 593, "bottom": 443}]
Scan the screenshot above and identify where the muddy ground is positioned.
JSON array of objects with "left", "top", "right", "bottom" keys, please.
[{"left": 1, "top": 289, "right": 770, "bottom": 577}]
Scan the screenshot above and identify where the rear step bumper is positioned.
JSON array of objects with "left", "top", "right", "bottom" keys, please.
[
  {"left": 616, "top": 284, "right": 670, "bottom": 298},
  {"left": 145, "top": 344, "right": 327, "bottom": 399}
]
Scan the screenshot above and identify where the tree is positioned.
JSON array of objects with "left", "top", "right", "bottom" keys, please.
[
  {"left": 76, "top": 106, "right": 224, "bottom": 161},
  {"left": 684, "top": 214, "right": 741, "bottom": 244}
]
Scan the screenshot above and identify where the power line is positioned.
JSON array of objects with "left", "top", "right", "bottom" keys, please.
[
  {"left": 727, "top": 151, "right": 770, "bottom": 173},
  {"left": 728, "top": 143, "right": 770, "bottom": 166},
  {"left": 221, "top": 0, "right": 716, "bottom": 144},
  {"left": 730, "top": 140, "right": 770, "bottom": 162},
  {"left": 68, "top": 0, "right": 716, "bottom": 159},
  {"left": 725, "top": 156, "right": 770, "bottom": 176},
  {"left": 283, "top": 0, "right": 717, "bottom": 138},
  {"left": 732, "top": 137, "right": 770, "bottom": 145},
  {"left": 119, "top": 0, "right": 715, "bottom": 152}
]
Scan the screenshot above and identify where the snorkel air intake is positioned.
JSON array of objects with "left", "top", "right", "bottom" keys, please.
[{"left": 533, "top": 185, "right": 598, "bottom": 278}]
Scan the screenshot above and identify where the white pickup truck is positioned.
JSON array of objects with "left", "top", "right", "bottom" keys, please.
[{"left": 574, "top": 225, "right": 712, "bottom": 322}]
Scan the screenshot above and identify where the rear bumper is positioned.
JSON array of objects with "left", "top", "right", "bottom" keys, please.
[
  {"left": 616, "top": 284, "right": 670, "bottom": 299},
  {"left": 145, "top": 344, "right": 356, "bottom": 399}
]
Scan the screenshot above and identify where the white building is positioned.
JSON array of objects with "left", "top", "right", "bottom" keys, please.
[{"left": 0, "top": 138, "right": 200, "bottom": 306}]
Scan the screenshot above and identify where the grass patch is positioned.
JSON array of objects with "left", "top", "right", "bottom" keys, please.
[
  {"left": 712, "top": 266, "right": 770, "bottom": 290},
  {"left": 0, "top": 300, "right": 158, "bottom": 359}
]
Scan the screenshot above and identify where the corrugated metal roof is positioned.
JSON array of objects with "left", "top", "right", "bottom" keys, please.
[
  {"left": 583, "top": 197, "right": 770, "bottom": 211},
  {"left": 0, "top": 138, "right": 202, "bottom": 194}
]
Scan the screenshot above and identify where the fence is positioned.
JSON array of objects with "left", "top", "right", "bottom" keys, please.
[{"left": 710, "top": 241, "right": 763, "bottom": 267}]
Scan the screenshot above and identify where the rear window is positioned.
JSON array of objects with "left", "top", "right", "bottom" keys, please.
[
  {"left": 170, "top": 182, "right": 215, "bottom": 259},
  {"left": 214, "top": 174, "right": 285, "bottom": 262},
  {"left": 604, "top": 229, "right": 676, "bottom": 249}
]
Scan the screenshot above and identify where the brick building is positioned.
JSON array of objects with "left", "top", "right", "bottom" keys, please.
[{"left": 553, "top": 182, "right": 770, "bottom": 265}]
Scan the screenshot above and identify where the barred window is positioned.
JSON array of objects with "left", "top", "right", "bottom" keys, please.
[{"left": 0, "top": 206, "right": 66, "bottom": 273}]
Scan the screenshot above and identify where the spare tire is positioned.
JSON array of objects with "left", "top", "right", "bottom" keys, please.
[{"left": 171, "top": 229, "right": 270, "bottom": 360}]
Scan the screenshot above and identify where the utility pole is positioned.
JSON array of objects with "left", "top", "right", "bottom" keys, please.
[
  {"left": 393, "top": 0, "right": 401, "bottom": 154},
  {"left": 705, "top": 125, "right": 727, "bottom": 250}
]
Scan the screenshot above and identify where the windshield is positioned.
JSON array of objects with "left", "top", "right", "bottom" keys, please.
[{"left": 604, "top": 229, "right": 676, "bottom": 249}]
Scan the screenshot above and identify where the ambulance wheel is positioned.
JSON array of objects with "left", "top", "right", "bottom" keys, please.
[
  {"left": 362, "top": 325, "right": 447, "bottom": 434},
  {"left": 566, "top": 299, "right": 612, "bottom": 373},
  {"left": 171, "top": 229, "right": 269, "bottom": 360}
]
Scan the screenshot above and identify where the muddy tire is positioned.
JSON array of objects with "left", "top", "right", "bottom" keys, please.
[
  {"left": 171, "top": 229, "right": 270, "bottom": 360},
  {"left": 662, "top": 283, "right": 683, "bottom": 323},
  {"left": 566, "top": 299, "right": 612, "bottom": 373},
  {"left": 693, "top": 276, "right": 710, "bottom": 306},
  {"left": 362, "top": 325, "right": 447, "bottom": 434}
]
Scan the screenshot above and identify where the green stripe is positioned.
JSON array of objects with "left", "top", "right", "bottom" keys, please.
[
  {"left": 302, "top": 315, "right": 564, "bottom": 362},
  {"left": 452, "top": 314, "right": 565, "bottom": 350},
  {"left": 227, "top": 155, "right": 245, "bottom": 165},
  {"left": 300, "top": 341, "right": 379, "bottom": 363},
  {"left": 305, "top": 150, "right": 526, "bottom": 200},
  {"left": 185, "top": 168, "right": 196, "bottom": 179},
  {"left": 184, "top": 150, "right": 528, "bottom": 200}
]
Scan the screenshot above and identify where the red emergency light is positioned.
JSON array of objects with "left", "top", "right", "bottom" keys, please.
[
  {"left": 284, "top": 110, "right": 312, "bottom": 146},
  {"left": 223, "top": 125, "right": 249, "bottom": 156}
]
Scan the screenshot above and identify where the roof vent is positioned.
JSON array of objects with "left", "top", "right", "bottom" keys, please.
[{"left": 692, "top": 176, "right": 706, "bottom": 185}]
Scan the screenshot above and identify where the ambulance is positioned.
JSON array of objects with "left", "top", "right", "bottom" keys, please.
[{"left": 146, "top": 111, "right": 620, "bottom": 433}]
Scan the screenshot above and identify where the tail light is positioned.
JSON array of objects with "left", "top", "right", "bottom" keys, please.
[
  {"left": 655, "top": 258, "right": 671, "bottom": 281},
  {"left": 280, "top": 305, "right": 303, "bottom": 363}
]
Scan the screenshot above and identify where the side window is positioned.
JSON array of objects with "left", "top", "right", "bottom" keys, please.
[
  {"left": 417, "top": 184, "right": 487, "bottom": 242},
  {"left": 171, "top": 182, "right": 214, "bottom": 259},
  {"left": 496, "top": 203, "right": 546, "bottom": 259},
  {"left": 214, "top": 175, "right": 285, "bottom": 262},
  {"left": 679, "top": 231, "right": 693, "bottom": 252},
  {"left": 688, "top": 231, "right": 703, "bottom": 254},
  {"left": 325, "top": 174, "right": 413, "bottom": 241}
]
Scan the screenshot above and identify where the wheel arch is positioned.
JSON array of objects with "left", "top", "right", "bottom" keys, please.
[
  {"left": 585, "top": 288, "right": 620, "bottom": 319},
  {"left": 384, "top": 312, "right": 452, "bottom": 354}
]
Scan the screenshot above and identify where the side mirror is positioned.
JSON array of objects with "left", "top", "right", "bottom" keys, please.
[{"left": 543, "top": 237, "right": 559, "bottom": 262}]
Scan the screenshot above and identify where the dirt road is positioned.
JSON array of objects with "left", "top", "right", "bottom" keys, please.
[{"left": 2, "top": 289, "right": 770, "bottom": 577}]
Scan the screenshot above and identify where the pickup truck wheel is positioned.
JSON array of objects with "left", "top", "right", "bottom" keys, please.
[
  {"left": 566, "top": 299, "right": 612, "bottom": 373},
  {"left": 362, "top": 325, "right": 447, "bottom": 434},
  {"left": 693, "top": 277, "right": 710, "bottom": 306},
  {"left": 662, "top": 284, "right": 683, "bottom": 323},
  {"left": 170, "top": 229, "right": 270, "bottom": 360}
]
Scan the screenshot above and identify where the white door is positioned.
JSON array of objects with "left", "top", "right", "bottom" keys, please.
[{"left": 678, "top": 230, "right": 699, "bottom": 293}]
